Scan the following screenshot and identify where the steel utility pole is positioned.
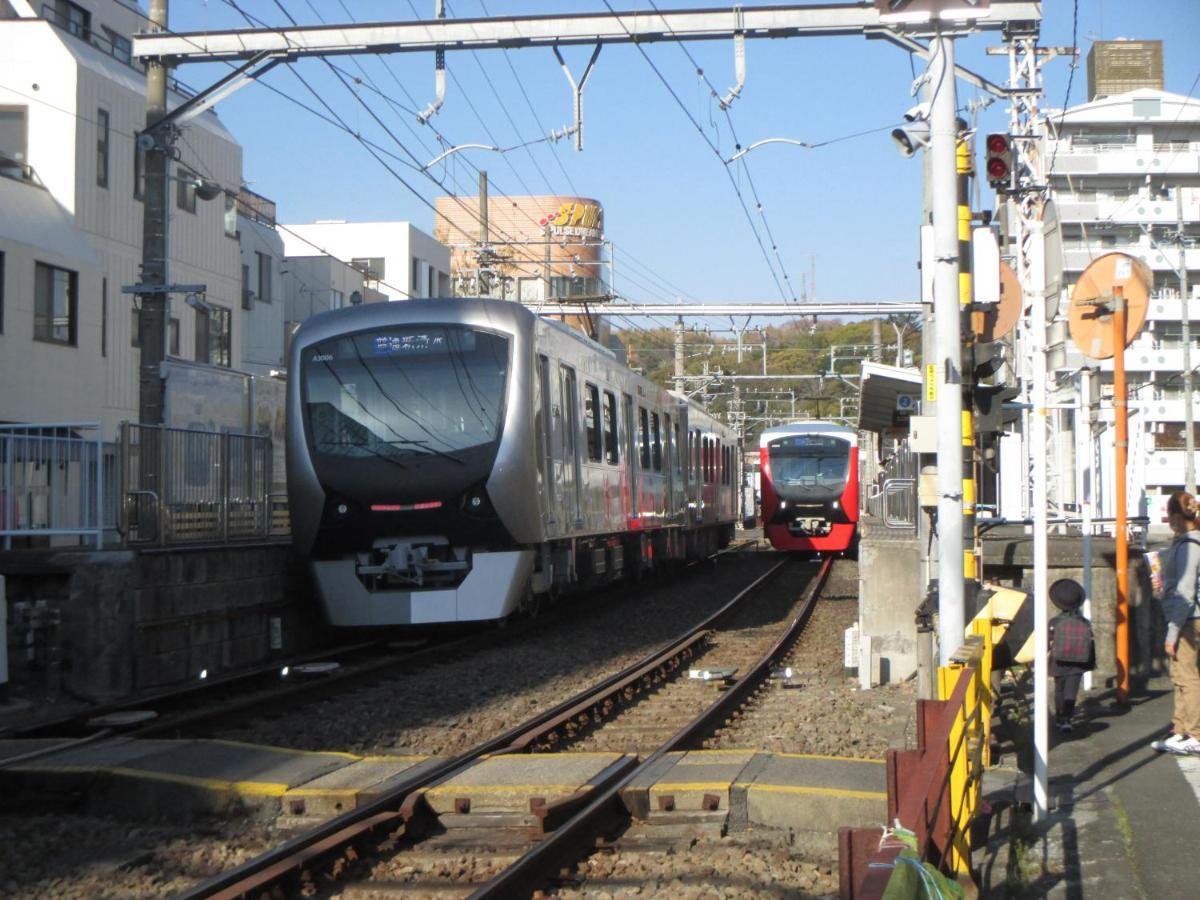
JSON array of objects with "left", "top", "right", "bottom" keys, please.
[
  {"left": 930, "top": 31, "right": 966, "bottom": 665},
  {"left": 1179, "top": 192, "right": 1195, "bottom": 495},
  {"left": 138, "top": 0, "right": 171, "bottom": 428},
  {"left": 674, "top": 317, "right": 686, "bottom": 394}
]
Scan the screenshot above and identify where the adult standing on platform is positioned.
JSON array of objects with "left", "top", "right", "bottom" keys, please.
[{"left": 1152, "top": 490, "right": 1200, "bottom": 756}]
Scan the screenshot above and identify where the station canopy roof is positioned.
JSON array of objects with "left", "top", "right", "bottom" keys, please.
[{"left": 857, "top": 361, "right": 922, "bottom": 433}]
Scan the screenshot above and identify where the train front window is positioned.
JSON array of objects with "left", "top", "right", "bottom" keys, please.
[
  {"left": 768, "top": 435, "right": 850, "bottom": 491},
  {"left": 302, "top": 326, "right": 509, "bottom": 460}
]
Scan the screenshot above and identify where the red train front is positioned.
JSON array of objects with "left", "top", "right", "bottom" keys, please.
[{"left": 759, "top": 421, "right": 858, "bottom": 554}]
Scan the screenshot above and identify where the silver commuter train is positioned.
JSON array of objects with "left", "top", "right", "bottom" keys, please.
[{"left": 287, "top": 297, "right": 741, "bottom": 626}]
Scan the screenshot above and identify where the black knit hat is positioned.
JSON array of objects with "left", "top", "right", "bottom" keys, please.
[{"left": 1050, "top": 578, "right": 1085, "bottom": 611}]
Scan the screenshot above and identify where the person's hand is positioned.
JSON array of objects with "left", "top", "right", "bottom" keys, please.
[{"left": 1165, "top": 639, "right": 1178, "bottom": 660}]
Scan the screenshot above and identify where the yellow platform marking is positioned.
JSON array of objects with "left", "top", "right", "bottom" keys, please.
[
  {"left": 480, "top": 751, "right": 623, "bottom": 760},
  {"left": 742, "top": 782, "right": 886, "bottom": 801},
  {"left": 109, "top": 766, "right": 292, "bottom": 797},
  {"left": 772, "top": 752, "right": 885, "bottom": 764}
]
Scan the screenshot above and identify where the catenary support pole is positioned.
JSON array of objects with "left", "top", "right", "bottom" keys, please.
[
  {"left": 674, "top": 317, "right": 686, "bottom": 395},
  {"left": 930, "top": 32, "right": 965, "bottom": 665},
  {"left": 139, "top": 0, "right": 170, "bottom": 428},
  {"left": 1114, "top": 285, "right": 1130, "bottom": 703},
  {"left": 1029, "top": 218, "right": 1049, "bottom": 822},
  {"left": 1180, "top": 192, "right": 1195, "bottom": 495}
]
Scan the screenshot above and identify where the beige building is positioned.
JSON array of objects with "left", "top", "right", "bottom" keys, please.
[{"left": 434, "top": 195, "right": 608, "bottom": 305}]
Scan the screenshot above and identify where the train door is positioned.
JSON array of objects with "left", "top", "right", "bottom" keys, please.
[
  {"left": 536, "top": 354, "right": 555, "bottom": 524},
  {"left": 559, "top": 364, "right": 582, "bottom": 528},
  {"left": 623, "top": 393, "right": 637, "bottom": 519}
]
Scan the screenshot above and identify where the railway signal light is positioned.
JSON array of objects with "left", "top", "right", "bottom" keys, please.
[{"left": 984, "top": 133, "right": 1013, "bottom": 191}]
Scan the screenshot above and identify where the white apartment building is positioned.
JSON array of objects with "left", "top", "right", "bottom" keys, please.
[
  {"left": 279, "top": 220, "right": 451, "bottom": 302},
  {"left": 998, "top": 83, "right": 1200, "bottom": 535},
  {"left": 0, "top": 0, "right": 244, "bottom": 437},
  {"left": 236, "top": 188, "right": 287, "bottom": 378}
]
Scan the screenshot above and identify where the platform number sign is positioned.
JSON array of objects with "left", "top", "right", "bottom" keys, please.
[{"left": 896, "top": 394, "right": 917, "bottom": 414}]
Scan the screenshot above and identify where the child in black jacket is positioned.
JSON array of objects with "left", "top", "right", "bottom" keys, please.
[{"left": 1048, "top": 578, "right": 1095, "bottom": 733}]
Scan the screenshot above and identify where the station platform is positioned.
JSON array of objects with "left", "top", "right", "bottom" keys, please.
[
  {"left": 976, "top": 677, "right": 1200, "bottom": 898},
  {"left": 0, "top": 738, "right": 885, "bottom": 849}
]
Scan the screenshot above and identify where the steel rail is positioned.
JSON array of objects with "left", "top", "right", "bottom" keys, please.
[
  {"left": 175, "top": 555, "right": 788, "bottom": 900},
  {"left": 471, "top": 555, "right": 834, "bottom": 898}
]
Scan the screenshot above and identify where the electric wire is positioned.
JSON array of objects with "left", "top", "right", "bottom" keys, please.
[
  {"left": 644, "top": 0, "right": 801, "bottom": 303},
  {"left": 598, "top": 0, "right": 791, "bottom": 306}
]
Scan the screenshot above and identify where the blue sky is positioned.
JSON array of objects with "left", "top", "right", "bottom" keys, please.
[{"left": 170, "top": 2, "right": 1200, "bottom": 312}]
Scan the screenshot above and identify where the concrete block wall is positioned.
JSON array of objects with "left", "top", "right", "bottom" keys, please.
[
  {"left": 1, "top": 545, "right": 321, "bottom": 702},
  {"left": 128, "top": 546, "right": 317, "bottom": 692}
]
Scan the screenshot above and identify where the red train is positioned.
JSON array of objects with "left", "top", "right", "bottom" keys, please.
[{"left": 758, "top": 421, "right": 859, "bottom": 554}]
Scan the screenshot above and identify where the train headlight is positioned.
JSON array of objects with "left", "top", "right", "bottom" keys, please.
[
  {"left": 337, "top": 503, "right": 349, "bottom": 515},
  {"left": 462, "top": 483, "right": 496, "bottom": 517},
  {"left": 832, "top": 501, "right": 839, "bottom": 510}
]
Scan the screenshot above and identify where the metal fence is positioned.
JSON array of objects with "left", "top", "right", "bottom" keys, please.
[
  {"left": 0, "top": 424, "right": 105, "bottom": 548},
  {"left": 119, "top": 423, "right": 289, "bottom": 545},
  {"left": 863, "top": 447, "right": 918, "bottom": 530}
]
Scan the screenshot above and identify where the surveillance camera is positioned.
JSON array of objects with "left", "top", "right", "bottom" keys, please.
[
  {"left": 892, "top": 120, "right": 931, "bottom": 158},
  {"left": 903, "top": 102, "right": 931, "bottom": 123}
]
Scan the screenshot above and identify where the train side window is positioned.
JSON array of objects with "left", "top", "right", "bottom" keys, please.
[
  {"left": 584, "top": 382, "right": 602, "bottom": 462},
  {"left": 560, "top": 365, "right": 577, "bottom": 457},
  {"left": 603, "top": 391, "right": 618, "bottom": 464},
  {"left": 693, "top": 430, "right": 701, "bottom": 481},
  {"left": 651, "top": 412, "right": 662, "bottom": 471},
  {"left": 716, "top": 439, "right": 722, "bottom": 484},
  {"left": 673, "top": 420, "right": 682, "bottom": 475},
  {"left": 702, "top": 437, "right": 710, "bottom": 484},
  {"left": 723, "top": 446, "right": 730, "bottom": 485},
  {"left": 638, "top": 407, "right": 650, "bottom": 470}
]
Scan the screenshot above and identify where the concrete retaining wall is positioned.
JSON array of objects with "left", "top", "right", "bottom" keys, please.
[{"left": 1, "top": 545, "right": 321, "bottom": 701}]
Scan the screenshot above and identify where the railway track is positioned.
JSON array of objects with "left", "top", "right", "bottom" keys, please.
[
  {"left": 6, "top": 540, "right": 760, "bottom": 747},
  {"left": 177, "top": 555, "right": 833, "bottom": 899}
]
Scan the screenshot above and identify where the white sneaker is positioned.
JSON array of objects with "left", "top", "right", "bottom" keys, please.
[
  {"left": 1151, "top": 733, "right": 1189, "bottom": 752},
  {"left": 1171, "top": 736, "right": 1200, "bottom": 756}
]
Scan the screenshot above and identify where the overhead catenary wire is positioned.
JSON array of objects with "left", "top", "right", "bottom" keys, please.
[
  {"left": 597, "top": 0, "right": 790, "bottom": 306},
  {"left": 166, "top": 4, "right": 760, "bottom": 334}
]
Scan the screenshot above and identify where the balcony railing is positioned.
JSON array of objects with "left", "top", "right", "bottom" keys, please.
[
  {"left": 0, "top": 154, "right": 44, "bottom": 187},
  {"left": 38, "top": 3, "right": 202, "bottom": 100}
]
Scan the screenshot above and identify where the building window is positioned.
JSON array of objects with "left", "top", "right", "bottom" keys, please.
[
  {"left": 241, "top": 264, "right": 251, "bottom": 309},
  {"left": 101, "top": 26, "right": 132, "bottom": 65},
  {"left": 176, "top": 165, "right": 196, "bottom": 213},
  {"left": 169, "top": 317, "right": 180, "bottom": 356},
  {"left": 352, "top": 257, "right": 385, "bottom": 282},
  {"left": 195, "top": 304, "right": 231, "bottom": 367},
  {"left": 0, "top": 251, "right": 5, "bottom": 333},
  {"left": 0, "top": 106, "right": 28, "bottom": 170},
  {"left": 331, "top": 289, "right": 343, "bottom": 310},
  {"left": 34, "top": 262, "right": 77, "bottom": 345},
  {"left": 257, "top": 252, "right": 272, "bottom": 303},
  {"left": 96, "top": 108, "right": 109, "bottom": 188},
  {"left": 224, "top": 192, "right": 238, "bottom": 237},
  {"left": 53, "top": 0, "right": 90, "bottom": 40},
  {"left": 101, "top": 276, "right": 107, "bottom": 356}
]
